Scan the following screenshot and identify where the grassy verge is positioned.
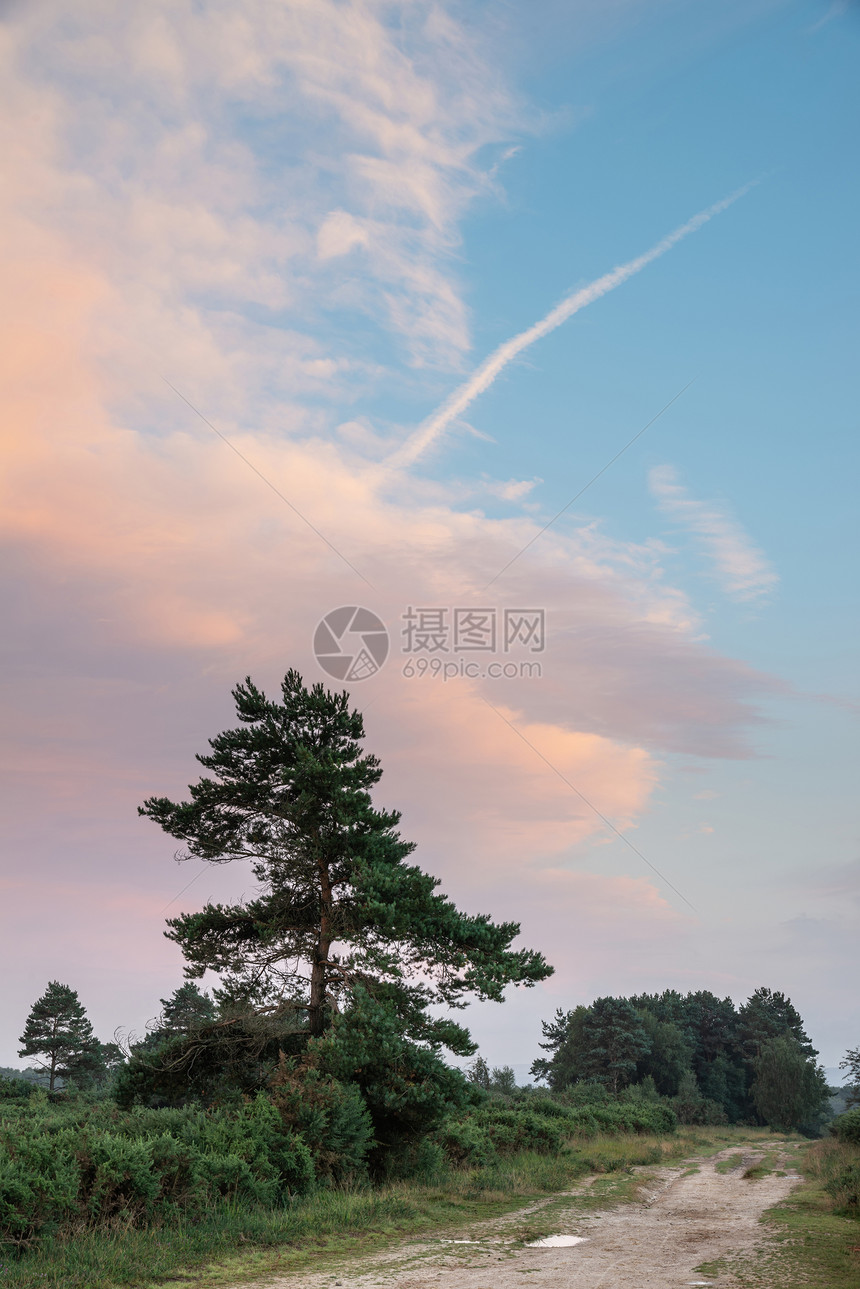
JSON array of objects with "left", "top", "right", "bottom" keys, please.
[
  {"left": 0, "top": 1128, "right": 736, "bottom": 1289},
  {"left": 727, "top": 1137, "right": 860, "bottom": 1289}
]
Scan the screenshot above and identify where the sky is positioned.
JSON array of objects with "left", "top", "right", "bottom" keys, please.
[{"left": 1, "top": 0, "right": 858, "bottom": 1076}]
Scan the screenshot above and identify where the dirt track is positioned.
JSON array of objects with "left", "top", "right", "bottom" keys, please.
[{"left": 254, "top": 1143, "right": 801, "bottom": 1289}]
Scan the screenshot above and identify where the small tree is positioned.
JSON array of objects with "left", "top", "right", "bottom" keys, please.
[
  {"left": 133, "top": 983, "right": 219, "bottom": 1061},
  {"left": 18, "top": 982, "right": 102, "bottom": 1091},
  {"left": 467, "top": 1055, "right": 491, "bottom": 1090},
  {"left": 160, "top": 983, "right": 217, "bottom": 1032},
  {"left": 490, "top": 1064, "right": 517, "bottom": 1095},
  {"left": 752, "top": 1035, "right": 829, "bottom": 1131},
  {"left": 839, "top": 1046, "right": 860, "bottom": 1108}
]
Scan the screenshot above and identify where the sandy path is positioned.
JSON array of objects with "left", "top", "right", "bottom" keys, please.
[{"left": 250, "top": 1144, "right": 799, "bottom": 1289}]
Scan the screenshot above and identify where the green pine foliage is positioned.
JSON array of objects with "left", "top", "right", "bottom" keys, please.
[
  {"left": 128, "top": 672, "right": 552, "bottom": 1162},
  {"left": 577, "top": 997, "right": 651, "bottom": 1093},
  {"left": 114, "top": 1008, "right": 308, "bottom": 1109},
  {"left": 532, "top": 986, "right": 829, "bottom": 1132},
  {"left": 268, "top": 1059, "right": 374, "bottom": 1183},
  {"left": 466, "top": 1054, "right": 491, "bottom": 1089},
  {"left": 17, "top": 983, "right": 108, "bottom": 1092},
  {"left": 159, "top": 983, "right": 218, "bottom": 1032},
  {"left": 139, "top": 672, "right": 551, "bottom": 1053},
  {"left": 305, "top": 989, "right": 475, "bottom": 1170}
]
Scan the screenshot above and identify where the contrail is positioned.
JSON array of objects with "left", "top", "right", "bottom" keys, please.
[{"left": 385, "top": 184, "right": 756, "bottom": 471}]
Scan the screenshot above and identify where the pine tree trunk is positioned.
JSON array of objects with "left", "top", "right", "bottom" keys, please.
[
  {"left": 49, "top": 1015, "right": 58, "bottom": 1092},
  {"left": 309, "top": 852, "right": 333, "bottom": 1037}
]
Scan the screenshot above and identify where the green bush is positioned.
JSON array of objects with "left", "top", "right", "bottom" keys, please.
[
  {"left": 113, "top": 1016, "right": 308, "bottom": 1109},
  {"left": 307, "top": 995, "right": 472, "bottom": 1171},
  {"left": 435, "top": 1088, "right": 677, "bottom": 1168},
  {"left": 268, "top": 1061, "right": 374, "bottom": 1183},
  {"left": 473, "top": 1104, "right": 566, "bottom": 1154},
  {"left": 671, "top": 1093, "right": 729, "bottom": 1126},
  {"left": 0, "top": 1078, "right": 33, "bottom": 1105},
  {"left": 831, "top": 1108, "right": 860, "bottom": 1145},
  {"left": 0, "top": 1094, "right": 314, "bottom": 1252},
  {"left": 435, "top": 1116, "right": 495, "bottom": 1166},
  {"left": 557, "top": 1097, "right": 677, "bottom": 1136}
]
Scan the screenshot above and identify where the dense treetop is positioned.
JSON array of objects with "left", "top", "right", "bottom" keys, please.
[{"left": 532, "top": 986, "right": 829, "bottom": 1132}]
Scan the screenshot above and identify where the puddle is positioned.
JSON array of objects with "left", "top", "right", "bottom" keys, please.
[{"left": 526, "top": 1235, "right": 588, "bottom": 1248}]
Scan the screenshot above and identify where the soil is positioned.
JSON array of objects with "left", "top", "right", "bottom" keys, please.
[{"left": 247, "top": 1143, "right": 801, "bottom": 1289}]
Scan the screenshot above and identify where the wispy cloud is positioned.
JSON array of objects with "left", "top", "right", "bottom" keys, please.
[
  {"left": 650, "top": 465, "right": 778, "bottom": 602},
  {"left": 1, "top": 0, "right": 520, "bottom": 375},
  {"left": 386, "top": 185, "right": 756, "bottom": 469},
  {"left": 806, "top": 1, "right": 849, "bottom": 34}
]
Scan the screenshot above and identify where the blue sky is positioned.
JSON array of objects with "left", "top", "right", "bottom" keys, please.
[{"left": 0, "top": 0, "right": 857, "bottom": 1073}]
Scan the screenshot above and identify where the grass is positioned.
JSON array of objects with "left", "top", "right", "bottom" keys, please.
[
  {"left": 726, "top": 1137, "right": 860, "bottom": 1289},
  {"left": 694, "top": 1255, "right": 729, "bottom": 1277},
  {"left": 743, "top": 1150, "right": 779, "bottom": 1180}
]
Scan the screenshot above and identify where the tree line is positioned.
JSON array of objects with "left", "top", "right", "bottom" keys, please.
[{"left": 530, "top": 988, "right": 838, "bottom": 1132}]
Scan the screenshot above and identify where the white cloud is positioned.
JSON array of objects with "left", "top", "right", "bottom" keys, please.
[
  {"left": 650, "top": 465, "right": 778, "bottom": 602},
  {"left": 2, "top": 0, "right": 522, "bottom": 372},
  {"left": 317, "top": 210, "right": 371, "bottom": 260}
]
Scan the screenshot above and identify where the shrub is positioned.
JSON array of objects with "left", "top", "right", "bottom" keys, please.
[
  {"left": 0, "top": 1078, "right": 33, "bottom": 1105},
  {"left": 113, "top": 1015, "right": 308, "bottom": 1109},
  {"left": 435, "top": 1116, "right": 495, "bottom": 1167},
  {"left": 434, "top": 1088, "right": 677, "bottom": 1168},
  {"left": 307, "top": 995, "right": 472, "bottom": 1171},
  {"left": 831, "top": 1107, "right": 860, "bottom": 1145},
  {"left": 268, "top": 1060, "right": 374, "bottom": 1183},
  {"left": 0, "top": 1094, "right": 314, "bottom": 1252},
  {"left": 671, "top": 1093, "right": 729, "bottom": 1126}
]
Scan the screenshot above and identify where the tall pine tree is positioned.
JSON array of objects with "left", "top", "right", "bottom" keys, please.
[{"left": 140, "top": 671, "right": 551, "bottom": 1054}]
